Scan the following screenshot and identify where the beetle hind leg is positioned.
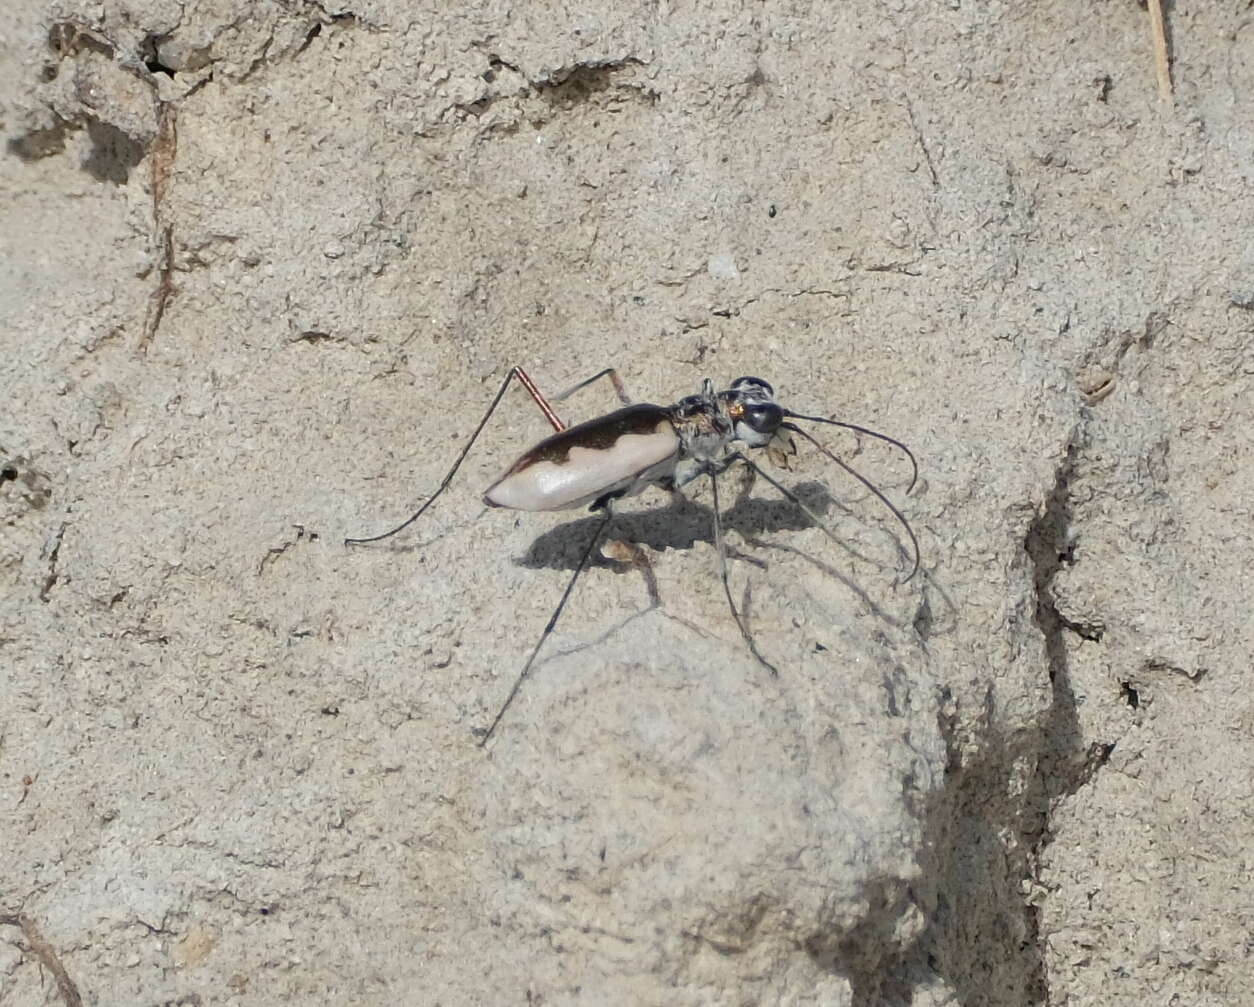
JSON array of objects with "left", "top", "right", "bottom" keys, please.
[{"left": 347, "top": 365, "right": 572, "bottom": 545}]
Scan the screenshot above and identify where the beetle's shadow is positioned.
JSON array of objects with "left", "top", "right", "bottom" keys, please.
[
  {"left": 512, "top": 477, "right": 930, "bottom": 634},
  {"left": 515, "top": 481, "right": 841, "bottom": 572}
]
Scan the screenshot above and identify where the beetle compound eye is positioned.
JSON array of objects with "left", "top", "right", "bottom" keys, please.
[
  {"left": 731, "top": 376, "right": 774, "bottom": 397},
  {"left": 744, "top": 402, "right": 783, "bottom": 433}
]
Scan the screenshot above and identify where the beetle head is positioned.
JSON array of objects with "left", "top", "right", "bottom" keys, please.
[{"left": 723, "top": 376, "right": 783, "bottom": 446}]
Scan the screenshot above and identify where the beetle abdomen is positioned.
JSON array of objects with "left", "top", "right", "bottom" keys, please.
[{"left": 484, "top": 404, "right": 680, "bottom": 511}]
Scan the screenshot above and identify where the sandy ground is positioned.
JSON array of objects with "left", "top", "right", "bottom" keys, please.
[{"left": 2, "top": 2, "right": 1252, "bottom": 1004}]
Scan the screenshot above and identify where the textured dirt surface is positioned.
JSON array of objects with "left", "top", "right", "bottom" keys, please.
[{"left": 2, "top": 2, "right": 1252, "bottom": 1004}]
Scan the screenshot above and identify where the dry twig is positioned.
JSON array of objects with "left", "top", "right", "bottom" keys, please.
[
  {"left": 0, "top": 912, "right": 84, "bottom": 1007},
  {"left": 1146, "top": 0, "right": 1173, "bottom": 102}
]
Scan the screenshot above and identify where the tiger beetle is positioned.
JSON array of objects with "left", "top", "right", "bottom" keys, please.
[{"left": 346, "top": 367, "right": 919, "bottom": 746}]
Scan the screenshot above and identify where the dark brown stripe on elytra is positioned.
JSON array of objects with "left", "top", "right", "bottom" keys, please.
[{"left": 507, "top": 404, "right": 674, "bottom": 473}]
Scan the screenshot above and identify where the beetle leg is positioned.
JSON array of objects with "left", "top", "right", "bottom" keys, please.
[
  {"left": 735, "top": 458, "right": 757, "bottom": 502},
  {"left": 346, "top": 366, "right": 557, "bottom": 545},
  {"left": 512, "top": 366, "right": 566, "bottom": 431},
  {"left": 709, "top": 469, "right": 779, "bottom": 677},
  {"left": 602, "top": 538, "right": 661, "bottom": 609},
  {"left": 551, "top": 368, "right": 633, "bottom": 408},
  {"left": 478, "top": 506, "right": 615, "bottom": 746}
]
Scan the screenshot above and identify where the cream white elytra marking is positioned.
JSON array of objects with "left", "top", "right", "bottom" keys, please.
[
  {"left": 484, "top": 407, "right": 680, "bottom": 511},
  {"left": 346, "top": 367, "right": 919, "bottom": 746}
]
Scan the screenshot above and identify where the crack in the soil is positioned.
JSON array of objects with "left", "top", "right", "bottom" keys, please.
[
  {"left": 455, "top": 51, "right": 655, "bottom": 123},
  {"left": 39, "top": 522, "right": 67, "bottom": 602},
  {"left": 139, "top": 102, "right": 178, "bottom": 354},
  {"left": 1016, "top": 423, "right": 1121, "bottom": 997},
  {"left": 1025, "top": 427, "right": 1115, "bottom": 800},
  {"left": 857, "top": 424, "right": 1116, "bottom": 1007}
]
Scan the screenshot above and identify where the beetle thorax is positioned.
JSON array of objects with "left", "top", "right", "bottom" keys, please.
[
  {"left": 668, "top": 381, "right": 735, "bottom": 464},
  {"left": 674, "top": 405, "right": 733, "bottom": 462}
]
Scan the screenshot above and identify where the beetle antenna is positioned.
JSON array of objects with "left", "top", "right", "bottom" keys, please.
[
  {"left": 732, "top": 446, "right": 919, "bottom": 583},
  {"left": 477, "top": 507, "right": 615, "bottom": 746},
  {"left": 709, "top": 470, "right": 779, "bottom": 677},
  {"left": 779, "top": 423, "right": 920, "bottom": 582},
  {"left": 782, "top": 411, "right": 918, "bottom": 493}
]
